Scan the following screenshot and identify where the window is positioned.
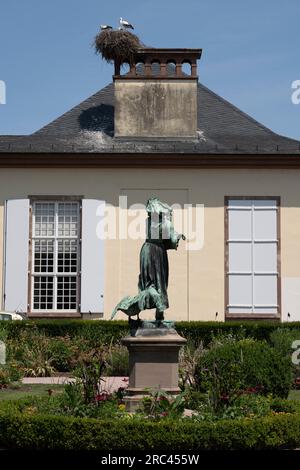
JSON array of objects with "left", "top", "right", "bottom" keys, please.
[
  {"left": 226, "top": 198, "right": 280, "bottom": 317},
  {"left": 31, "top": 201, "right": 80, "bottom": 312}
]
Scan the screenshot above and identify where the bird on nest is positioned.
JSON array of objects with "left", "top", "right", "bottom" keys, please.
[
  {"left": 119, "top": 17, "right": 134, "bottom": 30},
  {"left": 100, "top": 24, "right": 113, "bottom": 31}
]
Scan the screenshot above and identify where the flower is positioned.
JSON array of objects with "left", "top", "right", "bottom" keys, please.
[
  {"left": 95, "top": 392, "right": 109, "bottom": 402},
  {"left": 220, "top": 394, "right": 229, "bottom": 401},
  {"left": 24, "top": 406, "right": 37, "bottom": 415},
  {"left": 118, "top": 404, "right": 126, "bottom": 412}
]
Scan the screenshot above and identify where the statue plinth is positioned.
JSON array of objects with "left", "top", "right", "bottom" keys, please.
[{"left": 122, "top": 324, "right": 186, "bottom": 412}]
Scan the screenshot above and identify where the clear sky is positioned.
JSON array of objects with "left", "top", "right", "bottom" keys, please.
[{"left": 0, "top": 0, "right": 299, "bottom": 139}]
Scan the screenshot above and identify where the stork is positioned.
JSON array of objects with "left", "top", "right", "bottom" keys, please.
[
  {"left": 100, "top": 24, "right": 113, "bottom": 31},
  {"left": 119, "top": 17, "right": 134, "bottom": 30}
]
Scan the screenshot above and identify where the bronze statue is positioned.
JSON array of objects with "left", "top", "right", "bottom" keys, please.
[{"left": 111, "top": 197, "right": 185, "bottom": 323}]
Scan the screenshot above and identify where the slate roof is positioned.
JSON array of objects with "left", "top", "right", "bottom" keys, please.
[{"left": 0, "top": 82, "right": 299, "bottom": 154}]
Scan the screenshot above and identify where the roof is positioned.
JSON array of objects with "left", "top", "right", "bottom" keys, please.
[{"left": 0, "top": 81, "right": 299, "bottom": 155}]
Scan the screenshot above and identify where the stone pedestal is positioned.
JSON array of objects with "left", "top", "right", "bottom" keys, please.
[{"left": 122, "top": 326, "right": 186, "bottom": 412}]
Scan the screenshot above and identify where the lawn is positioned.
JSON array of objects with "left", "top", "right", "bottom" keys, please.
[
  {"left": 0, "top": 384, "right": 64, "bottom": 401},
  {"left": 288, "top": 389, "right": 300, "bottom": 401},
  {"left": 0, "top": 384, "right": 300, "bottom": 403}
]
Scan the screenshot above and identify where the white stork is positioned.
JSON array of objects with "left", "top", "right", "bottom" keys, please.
[
  {"left": 119, "top": 17, "right": 134, "bottom": 30},
  {"left": 100, "top": 25, "right": 113, "bottom": 31}
]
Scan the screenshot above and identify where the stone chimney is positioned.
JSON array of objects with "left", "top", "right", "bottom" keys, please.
[{"left": 114, "top": 48, "right": 202, "bottom": 140}]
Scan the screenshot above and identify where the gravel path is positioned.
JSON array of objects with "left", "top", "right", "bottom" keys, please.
[{"left": 22, "top": 376, "right": 129, "bottom": 393}]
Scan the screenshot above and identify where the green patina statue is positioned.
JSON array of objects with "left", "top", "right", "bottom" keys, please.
[{"left": 111, "top": 197, "right": 185, "bottom": 323}]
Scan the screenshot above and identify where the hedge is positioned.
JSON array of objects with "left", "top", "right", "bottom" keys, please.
[
  {"left": 1, "top": 320, "right": 300, "bottom": 346},
  {"left": 1, "top": 409, "right": 300, "bottom": 450}
]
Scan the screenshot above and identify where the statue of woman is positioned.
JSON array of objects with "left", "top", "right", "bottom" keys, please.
[{"left": 111, "top": 197, "right": 185, "bottom": 322}]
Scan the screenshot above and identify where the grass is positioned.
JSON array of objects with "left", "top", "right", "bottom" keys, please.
[
  {"left": 0, "top": 384, "right": 64, "bottom": 401},
  {"left": 288, "top": 389, "right": 300, "bottom": 401},
  {"left": 1, "top": 384, "right": 300, "bottom": 405}
]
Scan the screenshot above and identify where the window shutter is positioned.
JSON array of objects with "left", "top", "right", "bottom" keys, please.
[
  {"left": 228, "top": 200, "right": 253, "bottom": 314},
  {"left": 4, "top": 199, "right": 30, "bottom": 312},
  {"left": 227, "top": 199, "right": 278, "bottom": 315},
  {"left": 80, "top": 199, "right": 105, "bottom": 313}
]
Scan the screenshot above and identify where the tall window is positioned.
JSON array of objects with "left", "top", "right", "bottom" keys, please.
[
  {"left": 32, "top": 201, "right": 80, "bottom": 312},
  {"left": 226, "top": 198, "right": 279, "bottom": 317}
]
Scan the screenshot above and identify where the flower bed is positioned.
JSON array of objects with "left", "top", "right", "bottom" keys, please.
[{"left": 0, "top": 403, "right": 300, "bottom": 450}]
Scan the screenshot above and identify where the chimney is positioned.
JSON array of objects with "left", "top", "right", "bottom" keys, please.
[{"left": 114, "top": 48, "right": 202, "bottom": 140}]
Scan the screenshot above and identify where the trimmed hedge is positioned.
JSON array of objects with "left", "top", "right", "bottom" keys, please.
[
  {"left": 0, "top": 320, "right": 129, "bottom": 344},
  {"left": 1, "top": 320, "right": 300, "bottom": 345},
  {"left": 1, "top": 409, "right": 300, "bottom": 450}
]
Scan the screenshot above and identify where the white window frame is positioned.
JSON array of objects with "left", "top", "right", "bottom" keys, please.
[
  {"left": 30, "top": 200, "right": 81, "bottom": 313},
  {"left": 225, "top": 197, "right": 280, "bottom": 319}
]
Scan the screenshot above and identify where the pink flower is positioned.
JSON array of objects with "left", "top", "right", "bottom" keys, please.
[
  {"left": 95, "top": 392, "right": 108, "bottom": 402},
  {"left": 220, "top": 394, "right": 229, "bottom": 401},
  {"left": 159, "top": 396, "right": 169, "bottom": 403}
]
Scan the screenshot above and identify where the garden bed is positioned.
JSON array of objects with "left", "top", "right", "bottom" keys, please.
[
  {"left": 0, "top": 403, "right": 300, "bottom": 450},
  {"left": 1, "top": 326, "right": 300, "bottom": 450}
]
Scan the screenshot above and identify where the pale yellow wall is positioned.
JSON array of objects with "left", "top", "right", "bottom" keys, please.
[{"left": 0, "top": 167, "right": 300, "bottom": 321}]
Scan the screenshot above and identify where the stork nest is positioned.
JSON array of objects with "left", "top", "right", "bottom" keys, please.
[{"left": 94, "top": 29, "right": 143, "bottom": 65}]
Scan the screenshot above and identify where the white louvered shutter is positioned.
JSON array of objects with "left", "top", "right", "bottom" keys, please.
[
  {"left": 228, "top": 199, "right": 278, "bottom": 314},
  {"left": 4, "top": 199, "right": 30, "bottom": 313},
  {"left": 80, "top": 199, "right": 105, "bottom": 313}
]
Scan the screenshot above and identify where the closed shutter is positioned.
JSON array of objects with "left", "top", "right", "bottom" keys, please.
[
  {"left": 80, "top": 199, "right": 105, "bottom": 313},
  {"left": 227, "top": 199, "right": 278, "bottom": 314},
  {"left": 4, "top": 199, "right": 30, "bottom": 312}
]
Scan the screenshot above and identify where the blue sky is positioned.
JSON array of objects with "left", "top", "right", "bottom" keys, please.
[{"left": 0, "top": 0, "right": 299, "bottom": 139}]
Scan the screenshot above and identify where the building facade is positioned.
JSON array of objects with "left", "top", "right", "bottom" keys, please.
[{"left": 0, "top": 48, "right": 300, "bottom": 322}]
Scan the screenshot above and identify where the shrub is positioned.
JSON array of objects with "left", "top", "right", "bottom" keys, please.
[
  {"left": 7, "top": 329, "right": 56, "bottom": 377},
  {"left": 3, "top": 320, "right": 300, "bottom": 346},
  {"left": 2, "top": 320, "right": 300, "bottom": 376},
  {"left": 189, "top": 393, "right": 300, "bottom": 422},
  {"left": 0, "top": 363, "right": 23, "bottom": 388},
  {"left": 194, "top": 339, "right": 293, "bottom": 405},
  {"left": 72, "top": 348, "right": 108, "bottom": 405},
  {"left": 1, "top": 405, "right": 300, "bottom": 450},
  {"left": 139, "top": 389, "right": 186, "bottom": 419},
  {"left": 47, "top": 336, "right": 75, "bottom": 372},
  {"left": 106, "top": 344, "right": 129, "bottom": 377},
  {"left": 179, "top": 342, "right": 205, "bottom": 389},
  {"left": 270, "top": 328, "right": 300, "bottom": 384}
]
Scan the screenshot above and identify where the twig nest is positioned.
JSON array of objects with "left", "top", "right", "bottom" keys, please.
[{"left": 94, "top": 29, "right": 143, "bottom": 67}]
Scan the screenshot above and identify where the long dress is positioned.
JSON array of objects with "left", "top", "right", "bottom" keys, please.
[
  {"left": 138, "top": 239, "right": 169, "bottom": 312},
  {"left": 111, "top": 216, "right": 180, "bottom": 319}
]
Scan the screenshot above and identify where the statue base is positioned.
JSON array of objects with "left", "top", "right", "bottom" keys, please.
[{"left": 121, "top": 325, "right": 186, "bottom": 412}]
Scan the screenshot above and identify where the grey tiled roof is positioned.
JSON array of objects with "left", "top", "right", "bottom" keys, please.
[{"left": 0, "top": 82, "right": 299, "bottom": 154}]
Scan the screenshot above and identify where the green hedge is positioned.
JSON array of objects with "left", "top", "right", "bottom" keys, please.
[
  {"left": 1, "top": 320, "right": 300, "bottom": 345},
  {"left": 1, "top": 409, "right": 300, "bottom": 450},
  {"left": 0, "top": 320, "right": 129, "bottom": 344}
]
